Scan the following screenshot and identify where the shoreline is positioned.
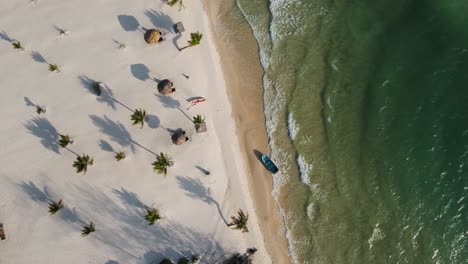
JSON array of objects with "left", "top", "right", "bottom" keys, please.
[{"left": 201, "top": 1, "right": 292, "bottom": 263}]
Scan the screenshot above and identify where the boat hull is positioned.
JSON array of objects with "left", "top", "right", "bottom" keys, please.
[{"left": 261, "top": 154, "right": 279, "bottom": 174}]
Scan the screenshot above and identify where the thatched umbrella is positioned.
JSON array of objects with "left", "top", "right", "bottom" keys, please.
[
  {"left": 171, "top": 130, "right": 188, "bottom": 145},
  {"left": 157, "top": 79, "right": 175, "bottom": 95},
  {"left": 144, "top": 29, "right": 161, "bottom": 44}
]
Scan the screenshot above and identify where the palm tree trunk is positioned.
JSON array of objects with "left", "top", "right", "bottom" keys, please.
[{"left": 179, "top": 45, "right": 190, "bottom": 51}]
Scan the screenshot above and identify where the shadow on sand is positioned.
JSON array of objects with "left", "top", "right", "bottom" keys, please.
[
  {"left": 117, "top": 15, "right": 141, "bottom": 32},
  {"left": 24, "top": 117, "right": 60, "bottom": 153},
  {"left": 176, "top": 176, "right": 230, "bottom": 225},
  {"left": 90, "top": 115, "right": 158, "bottom": 156},
  {"left": 73, "top": 183, "right": 226, "bottom": 262},
  {"left": 144, "top": 9, "right": 174, "bottom": 33},
  {"left": 18, "top": 180, "right": 82, "bottom": 224},
  {"left": 0, "top": 30, "right": 13, "bottom": 42},
  {"left": 130, "top": 63, "right": 150, "bottom": 81},
  {"left": 31, "top": 51, "right": 47, "bottom": 64}
]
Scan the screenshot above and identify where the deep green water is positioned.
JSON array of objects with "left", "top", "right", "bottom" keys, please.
[{"left": 235, "top": 0, "right": 468, "bottom": 263}]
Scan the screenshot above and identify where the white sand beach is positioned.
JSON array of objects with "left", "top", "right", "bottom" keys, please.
[{"left": 0, "top": 0, "right": 271, "bottom": 263}]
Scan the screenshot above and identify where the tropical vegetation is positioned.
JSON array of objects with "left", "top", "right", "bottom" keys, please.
[
  {"left": 48, "top": 64, "right": 59, "bottom": 72},
  {"left": 81, "top": 221, "right": 95, "bottom": 236},
  {"left": 160, "top": 259, "right": 173, "bottom": 264},
  {"left": 228, "top": 209, "right": 249, "bottom": 232},
  {"left": 145, "top": 208, "right": 162, "bottom": 225},
  {"left": 180, "top": 32, "right": 202, "bottom": 50},
  {"left": 48, "top": 199, "right": 64, "bottom": 215},
  {"left": 192, "top": 114, "right": 205, "bottom": 131},
  {"left": 58, "top": 134, "right": 73, "bottom": 148},
  {"left": 73, "top": 154, "right": 94, "bottom": 174},
  {"left": 92, "top": 81, "right": 102, "bottom": 96},
  {"left": 36, "top": 106, "right": 46, "bottom": 114},
  {"left": 167, "top": 0, "right": 184, "bottom": 11},
  {"left": 131, "top": 108, "right": 147, "bottom": 128},
  {"left": 152, "top": 153, "right": 173, "bottom": 176},
  {"left": 115, "top": 151, "right": 126, "bottom": 161},
  {"left": 12, "top": 41, "right": 23, "bottom": 50}
]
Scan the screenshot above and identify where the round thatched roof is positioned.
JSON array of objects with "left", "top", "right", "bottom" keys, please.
[
  {"left": 157, "top": 79, "right": 174, "bottom": 95},
  {"left": 144, "top": 29, "right": 161, "bottom": 44},
  {"left": 171, "top": 130, "right": 188, "bottom": 145}
]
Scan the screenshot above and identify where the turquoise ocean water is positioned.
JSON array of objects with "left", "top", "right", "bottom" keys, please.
[{"left": 233, "top": 0, "right": 468, "bottom": 263}]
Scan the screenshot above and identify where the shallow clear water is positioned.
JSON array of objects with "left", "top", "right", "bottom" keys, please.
[{"left": 234, "top": 0, "right": 468, "bottom": 263}]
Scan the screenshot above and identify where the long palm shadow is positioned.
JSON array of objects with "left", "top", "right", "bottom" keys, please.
[
  {"left": 24, "top": 96, "right": 36, "bottom": 107},
  {"left": 0, "top": 31, "right": 13, "bottom": 42},
  {"left": 24, "top": 117, "right": 60, "bottom": 153},
  {"left": 18, "top": 181, "right": 49, "bottom": 202},
  {"left": 155, "top": 94, "right": 192, "bottom": 122},
  {"left": 31, "top": 51, "right": 47, "bottom": 64},
  {"left": 90, "top": 115, "right": 157, "bottom": 156},
  {"left": 78, "top": 76, "right": 134, "bottom": 113},
  {"left": 144, "top": 9, "right": 174, "bottom": 33},
  {"left": 112, "top": 188, "right": 147, "bottom": 209},
  {"left": 176, "top": 176, "right": 229, "bottom": 225}
]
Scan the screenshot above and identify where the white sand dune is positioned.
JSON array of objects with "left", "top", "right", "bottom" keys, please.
[{"left": 0, "top": 1, "right": 270, "bottom": 263}]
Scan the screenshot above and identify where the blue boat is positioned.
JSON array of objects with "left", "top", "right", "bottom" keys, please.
[{"left": 261, "top": 154, "right": 279, "bottom": 174}]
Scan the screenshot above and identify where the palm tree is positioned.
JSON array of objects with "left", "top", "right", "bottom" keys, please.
[
  {"left": 58, "top": 134, "right": 73, "bottom": 148},
  {"left": 12, "top": 41, "right": 23, "bottom": 50},
  {"left": 144, "top": 208, "right": 162, "bottom": 225},
  {"left": 180, "top": 32, "right": 203, "bottom": 51},
  {"left": 92, "top": 81, "right": 102, "bottom": 96},
  {"left": 228, "top": 209, "right": 249, "bottom": 232},
  {"left": 115, "top": 151, "right": 126, "bottom": 161},
  {"left": 192, "top": 114, "right": 205, "bottom": 131},
  {"left": 73, "top": 154, "right": 94, "bottom": 174},
  {"left": 36, "top": 106, "right": 46, "bottom": 114},
  {"left": 81, "top": 221, "right": 95, "bottom": 236},
  {"left": 48, "top": 199, "right": 64, "bottom": 215},
  {"left": 177, "top": 257, "right": 190, "bottom": 264},
  {"left": 160, "top": 259, "right": 174, "bottom": 264},
  {"left": 167, "top": 0, "right": 184, "bottom": 11},
  {"left": 48, "top": 64, "right": 59, "bottom": 72},
  {"left": 152, "top": 153, "right": 173, "bottom": 176},
  {"left": 190, "top": 255, "right": 201, "bottom": 264},
  {"left": 131, "top": 108, "right": 146, "bottom": 128}
]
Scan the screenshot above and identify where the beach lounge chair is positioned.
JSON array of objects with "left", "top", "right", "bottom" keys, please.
[{"left": 0, "top": 223, "right": 6, "bottom": 240}]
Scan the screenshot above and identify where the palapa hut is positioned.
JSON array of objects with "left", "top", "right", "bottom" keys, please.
[
  {"left": 157, "top": 79, "right": 175, "bottom": 95},
  {"left": 171, "top": 130, "right": 189, "bottom": 145},
  {"left": 144, "top": 29, "right": 161, "bottom": 44}
]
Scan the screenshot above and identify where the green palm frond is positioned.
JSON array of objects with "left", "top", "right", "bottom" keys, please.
[
  {"left": 73, "top": 154, "right": 94, "bottom": 174},
  {"left": 188, "top": 32, "right": 202, "bottom": 47},
  {"left": 192, "top": 114, "right": 205, "bottom": 130},
  {"left": 115, "top": 151, "right": 126, "bottom": 161},
  {"left": 48, "top": 64, "right": 59, "bottom": 72},
  {"left": 36, "top": 106, "right": 46, "bottom": 114},
  {"left": 81, "top": 221, "right": 95, "bottom": 236},
  {"left": 58, "top": 134, "right": 73, "bottom": 148},
  {"left": 144, "top": 208, "right": 161, "bottom": 225},
  {"left": 131, "top": 109, "right": 146, "bottom": 128},
  {"left": 229, "top": 209, "right": 249, "bottom": 232},
  {"left": 152, "top": 153, "right": 173, "bottom": 176},
  {"left": 167, "top": 0, "right": 178, "bottom": 6},
  {"left": 48, "top": 199, "right": 64, "bottom": 215},
  {"left": 12, "top": 41, "right": 23, "bottom": 50}
]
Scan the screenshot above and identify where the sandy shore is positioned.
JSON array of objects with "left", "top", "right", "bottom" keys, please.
[
  {"left": 0, "top": 0, "right": 272, "bottom": 263},
  {"left": 202, "top": 1, "right": 292, "bottom": 263}
]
